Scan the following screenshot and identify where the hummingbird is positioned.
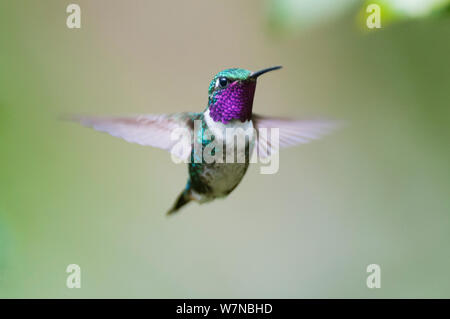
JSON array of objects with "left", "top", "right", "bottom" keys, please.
[{"left": 73, "top": 66, "right": 337, "bottom": 215}]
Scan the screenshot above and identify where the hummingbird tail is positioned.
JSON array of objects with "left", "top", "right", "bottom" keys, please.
[{"left": 167, "top": 189, "right": 192, "bottom": 215}]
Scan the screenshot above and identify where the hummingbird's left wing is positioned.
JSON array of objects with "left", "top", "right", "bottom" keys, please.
[
  {"left": 252, "top": 114, "right": 341, "bottom": 158},
  {"left": 70, "top": 113, "right": 199, "bottom": 160}
]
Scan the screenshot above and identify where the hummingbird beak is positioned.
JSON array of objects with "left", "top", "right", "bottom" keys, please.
[{"left": 249, "top": 66, "right": 282, "bottom": 79}]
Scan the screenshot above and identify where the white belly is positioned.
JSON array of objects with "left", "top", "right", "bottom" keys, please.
[{"left": 191, "top": 110, "right": 255, "bottom": 201}]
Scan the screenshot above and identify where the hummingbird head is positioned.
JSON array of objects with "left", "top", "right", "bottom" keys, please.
[{"left": 207, "top": 66, "right": 282, "bottom": 124}]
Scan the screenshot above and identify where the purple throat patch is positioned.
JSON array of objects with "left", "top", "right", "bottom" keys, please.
[{"left": 209, "top": 81, "right": 256, "bottom": 124}]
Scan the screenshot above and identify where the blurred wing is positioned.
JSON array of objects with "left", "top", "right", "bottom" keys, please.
[
  {"left": 71, "top": 113, "right": 198, "bottom": 160},
  {"left": 253, "top": 114, "right": 341, "bottom": 158}
]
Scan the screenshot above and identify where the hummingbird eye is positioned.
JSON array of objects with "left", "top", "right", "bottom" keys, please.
[{"left": 217, "top": 77, "right": 229, "bottom": 89}]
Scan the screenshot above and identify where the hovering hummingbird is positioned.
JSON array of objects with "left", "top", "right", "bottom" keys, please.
[{"left": 73, "top": 66, "right": 337, "bottom": 215}]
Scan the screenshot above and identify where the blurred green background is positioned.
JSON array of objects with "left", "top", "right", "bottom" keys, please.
[{"left": 0, "top": 0, "right": 449, "bottom": 298}]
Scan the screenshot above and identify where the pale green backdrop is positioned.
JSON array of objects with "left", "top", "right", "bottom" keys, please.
[{"left": 0, "top": 0, "right": 449, "bottom": 298}]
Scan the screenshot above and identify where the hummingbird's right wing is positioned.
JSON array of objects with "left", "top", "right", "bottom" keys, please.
[
  {"left": 70, "top": 113, "right": 199, "bottom": 161},
  {"left": 253, "top": 114, "right": 341, "bottom": 158}
]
